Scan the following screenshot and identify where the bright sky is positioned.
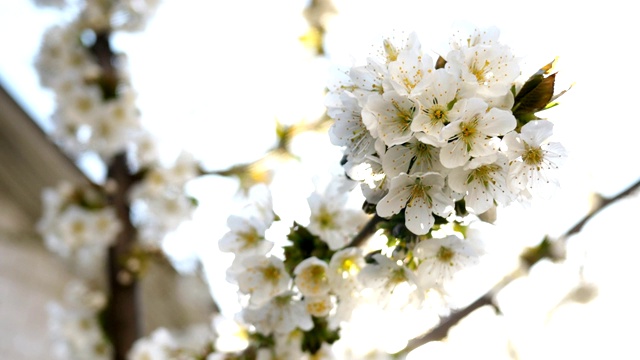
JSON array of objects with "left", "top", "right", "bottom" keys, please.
[{"left": 2, "top": 0, "right": 640, "bottom": 355}]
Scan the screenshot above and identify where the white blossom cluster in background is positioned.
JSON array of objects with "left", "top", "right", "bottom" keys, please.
[
  {"left": 32, "top": 0, "right": 160, "bottom": 32},
  {"left": 34, "top": 0, "right": 159, "bottom": 161},
  {"left": 37, "top": 182, "right": 119, "bottom": 271},
  {"left": 129, "top": 151, "right": 199, "bottom": 249},
  {"left": 31, "top": 1, "right": 201, "bottom": 359},
  {"left": 327, "top": 26, "right": 567, "bottom": 234},
  {"left": 48, "top": 281, "right": 112, "bottom": 360}
]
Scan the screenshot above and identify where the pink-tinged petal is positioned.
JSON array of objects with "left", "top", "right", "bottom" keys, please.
[{"left": 405, "top": 196, "right": 434, "bottom": 235}]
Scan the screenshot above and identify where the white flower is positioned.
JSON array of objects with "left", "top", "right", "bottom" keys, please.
[
  {"left": 128, "top": 328, "right": 176, "bottom": 360},
  {"left": 48, "top": 281, "right": 111, "bottom": 360},
  {"left": 502, "top": 120, "right": 566, "bottom": 197},
  {"left": 376, "top": 172, "right": 453, "bottom": 235},
  {"left": 307, "top": 180, "right": 365, "bottom": 250},
  {"left": 362, "top": 91, "right": 416, "bottom": 147},
  {"left": 381, "top": 138, "right": 443, "bottom": 180},
  {"left": 294, "top": 257, "right": 331, "bottom": 297},
  {"left": 358, "top": 254, "right": 424, "bottom": 309},
  {"left": 445, "top": 29, "right": 520, "bottom": 98},
  {"left": 387, "top": 45, "right": 433, "bottom": 96},
  {"left": 448, "top": 153, "right": 513, "bottom": 214},
  {"left": 440, "top": 98, "right": 516, "bottom": 168},
  {"left": 242, "top": 293, "right": 313, "bottom": 335},
  {"left": 414, "top": 235, "right": 484, "bottom": 291},
  {"left": 43, "top": 205, "right": 121, "bottom": 257},
  {"left": 236, "top": 255, "right": 291, "bottom": 308},
  {"left": 219, "top": 214, "right": 274, "bottom": 259},
  {"left": 410, "top": 69, "right": 459, "bottom": 145},
  {"left": 449, "top": 24, "right": 501, "bottom": 50},
  {"left": 349, "top": 58, "right": 388, "bottom": 107},
  {"left": 344, "top": 156, "right": 388, "bottom": 205},
  {"left": 328, "top": 92, "right": 377, "bottom": 162},
  {"left": 304, "top": 294, "right": 334, "bottom": 317}
]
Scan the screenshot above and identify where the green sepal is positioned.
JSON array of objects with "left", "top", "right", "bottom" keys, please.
[
  {"left": 512, "top": 59, "right": 558, "bottom": 130},
  {"left": 435, "top": 55, "right": 447, "bottom": 69}
]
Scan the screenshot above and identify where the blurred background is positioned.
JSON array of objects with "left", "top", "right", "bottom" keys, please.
[{"left": 1, "top": 0, "right": 639, "bottom": 359}]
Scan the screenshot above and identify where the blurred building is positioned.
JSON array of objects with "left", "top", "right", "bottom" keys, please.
[{"left": 0, "top": 84, "right": 216, "bottom": 360}]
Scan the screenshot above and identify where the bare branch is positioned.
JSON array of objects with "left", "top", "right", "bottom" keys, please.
[{"left": 394, "top": 177, "right": 640, "bottom": 356}]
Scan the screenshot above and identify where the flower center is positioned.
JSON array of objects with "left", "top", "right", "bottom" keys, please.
[
  {"left": 471, "top": 59, "right": 491, "bottom": 84},
  {"left": 391, "top": 99, "right": 415, "bottom": 132},
  {"left": 427, "top": 104, "right": 448, "bottom": 126},
  {"left": 436, "top": 246, "right": 455, "bottom": 265},
  {"left": 262, "top": 265, "right": 282, "bottom": 284},
  {"left": 522, "top": 143, "right": 544, "bottom": 168},
  {"left": 467, "top": 164, "right": 500, "bottom": 189}
]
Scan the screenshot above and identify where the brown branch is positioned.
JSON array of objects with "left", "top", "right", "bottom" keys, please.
[
  {"left": 394, "top": 177, "right": 640, "bottom": 356},
  {"left": 347, "top": 214, "right": 385, "bottom": 248},
  {"left": 401, "top": 295, "right": 495, "bottom": 354},
  {"left": 564, "top": 178, "right": 640, "bottom": 238},
  {"left": 105, "top": 153, "right": 141, "bottom": 360},
  {"left": 90, "top": 31, "right": 141, "bottom": 360}
]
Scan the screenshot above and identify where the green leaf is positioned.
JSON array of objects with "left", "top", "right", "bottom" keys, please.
[{"left": 435, "top": 55, "right": 447, "bottom": 69}]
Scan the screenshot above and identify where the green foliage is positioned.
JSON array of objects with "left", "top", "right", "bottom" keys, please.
[
  {"left": 283, "top": 222, "right": 334, "bottom": 276},
  {"left": 301, "top": 317, "right": 340, "bottom": 354}
]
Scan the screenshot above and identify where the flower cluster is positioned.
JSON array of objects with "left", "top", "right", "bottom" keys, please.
[
  {"left": 47, "top": 281, "right": 111, "bottom": 360},
  {"left": 34, "top": 0, "right": 160, "bottom": 161},
  {"left": 35, "top": 21, "right": 142, "bottom": 160},
  {"left": 37, "top": 182, "right": 120, "bottom": 263},
  {"left": 201, "top": 25, "right": 570, "bottom": 358},
  {"left": 213, "top": 181, "right": 377, "bottom": 358},
  {"left": 129, "top": 151, "right": 199, "bottom": 248},
  {"left": 328, "top": 26, "right": 567, "bottom": 235}
]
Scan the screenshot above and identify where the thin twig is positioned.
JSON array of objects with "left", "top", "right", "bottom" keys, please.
[
  {"left": 347, "top": 215, "right": 385, "bottom": 248},
  {"left": 394, "top": 177, "right": 640, "bottom": 356}
]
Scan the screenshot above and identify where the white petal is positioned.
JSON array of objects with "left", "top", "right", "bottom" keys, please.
[
  {"left": 405, "top": 196, "right": 434, "bottom": 235},
  {"left": 376, "top": 174, "right": 413, "bottom": 217},
  {"left": 440, "top": 139, "right": 469, "bottom": 168}
]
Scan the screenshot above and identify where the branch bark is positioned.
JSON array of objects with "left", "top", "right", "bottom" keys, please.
[
  {"left": 106, "top": 153, "right": 141, "bottom": 360},
  {"left": 347, "top": 214, "right": 385, "bottom": 248},
  {"left": 90, "top": 31, "right": 142, "bottom": 360}
]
